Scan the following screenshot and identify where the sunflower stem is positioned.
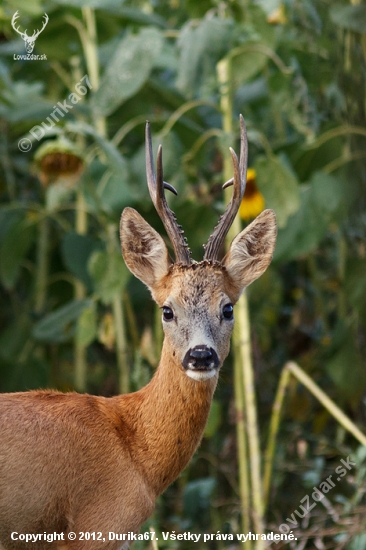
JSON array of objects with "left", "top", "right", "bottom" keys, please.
[
  {"left": 107, "top": 224, "right": 130, "bottom": 394},
  {"left": 74, "top": 189, "right": 88, "bottom": 392},
  {"left": 218, "top": 56, "right": 265, "bottom": 547},
  {"left": 34, "top": 215, "right": 49, "bottom": 315},
  {"left": 77, "top": 8, "right": 129, "bottom": 393},
  {"left": 263, "top": 366, "right": 291, "bottom": 512},
  {"left": 233, "top": 323, "right": 251, "bottom": 543},
  {"left": 286, "top": 362, "right": 366, "bottom": 446}
]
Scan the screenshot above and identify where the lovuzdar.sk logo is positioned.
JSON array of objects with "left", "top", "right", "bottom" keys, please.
[{"left": 11, "top": 10, "right": 48, "bottom": 60}]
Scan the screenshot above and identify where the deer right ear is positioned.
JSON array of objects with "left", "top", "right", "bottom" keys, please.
[
  {"left": 120, "top": 207, "right": 171, "bottom": 289},
  {"left": 223, "top": 209, "right": 277, "bottom": 298}
]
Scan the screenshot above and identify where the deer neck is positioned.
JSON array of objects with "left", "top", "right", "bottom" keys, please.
[{"left": 116, "top": 340, "right": 218, "bottom": 496}]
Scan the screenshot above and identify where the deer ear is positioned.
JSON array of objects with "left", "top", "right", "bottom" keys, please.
[
  {"left": 120, "top": 207, "right": 171, "bottom": 289},
  {"left": 223, "top": 209, "right": 277, "bottom": 297}
]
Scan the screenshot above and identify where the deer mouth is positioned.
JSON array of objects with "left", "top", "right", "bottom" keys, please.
[{"left": 182, "top": 346, "right": 220, "bottom": 381}]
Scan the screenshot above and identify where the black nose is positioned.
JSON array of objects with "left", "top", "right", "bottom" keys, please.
[
  {"left": 190, "top": 348, "right": 212, "bottom": 361},
  {"left": 182, "top": 346, "right": 219, "bottom": 370}
]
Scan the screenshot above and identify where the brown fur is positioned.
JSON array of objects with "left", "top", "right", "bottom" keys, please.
[{"left": 0, "top": 207, "right": 276, "bottom": 550}]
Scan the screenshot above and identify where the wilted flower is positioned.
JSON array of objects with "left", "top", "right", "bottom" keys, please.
[
  {"left": 239, "top": 168, "right": 265, "bottom": 221},
  {"left": 34, "top": 138, "right": 85, "bottom": 187}
]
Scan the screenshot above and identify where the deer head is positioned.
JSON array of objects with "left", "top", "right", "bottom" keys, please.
[
  {"left": 11, "top": 11, "right": 49, "bottom": 54},
  {"left": 121, "top": 116, "right": 277, "bottom": 382}
]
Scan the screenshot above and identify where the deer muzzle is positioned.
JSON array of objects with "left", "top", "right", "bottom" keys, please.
[{"left": 182, "top": 345, "right": 219, "bottom": 373}]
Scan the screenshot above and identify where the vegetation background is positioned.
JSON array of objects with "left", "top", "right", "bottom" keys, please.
[{"left": 0, "top": 0, "right": 366, "bottom": 547}]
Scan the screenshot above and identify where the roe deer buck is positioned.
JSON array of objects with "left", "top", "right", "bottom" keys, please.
[{"left": 0, "top": 116, "right": 276, "bottom": 550}]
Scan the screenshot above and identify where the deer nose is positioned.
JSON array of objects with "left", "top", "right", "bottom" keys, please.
[
  {"left": 190, "top": 347, "right": 212, "bottom": 361},
  {"left": 182, "top": 346, "right": 219, "bottom": 370}
]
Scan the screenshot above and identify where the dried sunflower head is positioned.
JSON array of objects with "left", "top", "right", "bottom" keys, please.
[{"left": 34, "top": 139, "right": 85, "bottom": 187}]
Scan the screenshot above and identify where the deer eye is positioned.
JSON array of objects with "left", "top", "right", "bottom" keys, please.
[
  {"left": 222, "top": 303, "right": 234, "bottom": 320},
  {"left": 162, "top": 306, "right": 174, "bottom": 322}
]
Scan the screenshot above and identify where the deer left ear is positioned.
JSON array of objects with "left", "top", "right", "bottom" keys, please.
[
  {"left": 223, "top": 209, "right": 277, "bottom": 296},
  {"left": 120, "top": 207, "right": 171, "bottom": 290}
]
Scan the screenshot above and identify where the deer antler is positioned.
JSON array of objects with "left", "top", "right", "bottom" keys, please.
[
  {"left": 145, "top": 122, "right": 192, "bottom": 265},
  {"left": 203, "top": 115, "right": 248, "bottom": 261},
  {"left": 32, "top": 13, "right": 49, "bottom": 39},
  {"left": 11, "top": 11, "right": 27, "bottom": 39}
]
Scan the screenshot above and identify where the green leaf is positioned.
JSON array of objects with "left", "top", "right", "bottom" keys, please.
[
  {"left": 276, "top": 195, "right": 325, "bottom": 260},
  {"left": 88, "top": 251, "right": 130, "bottom": 305},
  {"left": 115, "top": 7, "right": 166, "bottom": 28},
  {"left": 3, "top": 98, "right": 55, "bottom": 124},
  {"left": 76, "top": 303, "right": 97, "bottom": 347},
  {"left": 91, "top": 28, "right": 163, "bottom": 116},
  {"left": 248, "top": 3, "right": 277, "bottom": 48},
  {"left": 65, "top": 121, "right": 127, "bottom": 174},
  {"left": 98, "top": 173, "right": 136, "bottom": 214},
  {"left": 61, "top": 232, "right": 101, "bottom": 289},
  {"left": 93, "top": 134, "right": 129, "bottom": 174},
  {"left": 254, "top": 154, "right": 300, "bottom": 228},
  {"left": 52, "top": 0, "right": 123, "bottom": 7},
  {"left": 311, "top": 171, "right": 344, "bottom": 216},
  {"left": 274, "top": 172, "right": 347, "bottom": 261},
  {"left": 33, "top": 299, "right": 92, "bottom": 343},
  {"left": 345, "top": 259, "right": 366, "bottom": 326},
  {"left": 177, "top": 17, "right": 233, "bottom": 96},
  {"left": 254, "top": 0, "right": 282, "bottom": 17},
  {"left": 330, "top": 4, "right": 366, "bottom": 34},
  {"left": 186, "top": 0, "right": 215, "bottom": 18},
  {"left": 231, "top": 43, "right": 270, "bottom": 88},
  {"left": 4, "top": 0, "right": 44, "bottom": 15},
  {"left": 0, "top": 314, "right": 32, "bottom": 361},
  {"left": 0, "top": 217, "right": 35, "bottom": 290},
  {"left": 326, "top": 321, "right": 366, "bottom": 404}
]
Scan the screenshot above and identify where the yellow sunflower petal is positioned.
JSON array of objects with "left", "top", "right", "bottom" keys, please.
[
  {"left": 239, "top": 191, "right": 265, "bottom": 221},
  {"left": 239, "top": 167, "right": 265, "bottom": 221},
  {"left": 246, "top": 167, "right": 257, "bottom": 181}
]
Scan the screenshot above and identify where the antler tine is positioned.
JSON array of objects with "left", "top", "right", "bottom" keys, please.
[
  {"left": 145, "top": 122, "right": 192, "bottom": 265},
  {"left": 33, "top": 13, "right": 49, "bottom": 39},
  {"left": 203, "top": 114, "right": 248, "bottom": 261},
  {"left": 12, "top": 11, "right": 27, "bottom": 38},
  {"left": 11, "top": 10, "right": 19, "bottom": 27}
]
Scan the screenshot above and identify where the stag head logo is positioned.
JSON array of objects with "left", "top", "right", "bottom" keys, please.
[{"left": 11, "top": 11, "right": 49, "bottom": 54}]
